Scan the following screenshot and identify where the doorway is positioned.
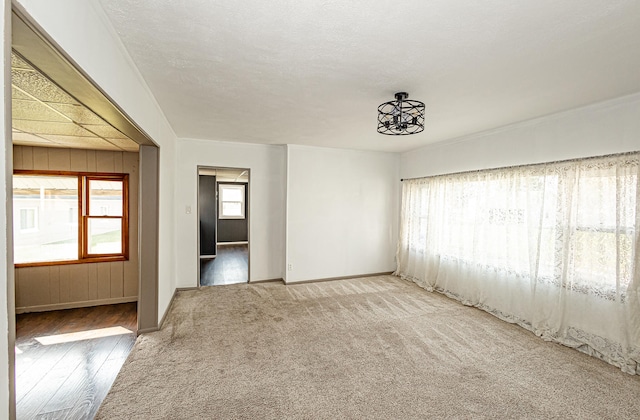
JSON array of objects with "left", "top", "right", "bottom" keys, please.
[
  {"left": 198, "top": 167, "right": 250, "bottom": 286},
  {"left": 9, "top": 9, "right": 161, "bottom": 418}
]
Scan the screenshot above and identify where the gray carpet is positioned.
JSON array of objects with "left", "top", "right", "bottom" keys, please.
[{"left": 97, "top": 275, "right": 640, "bottom": 419}]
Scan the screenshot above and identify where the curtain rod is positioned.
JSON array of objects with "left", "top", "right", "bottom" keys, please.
[{"left": 400, "top": 150, "right": 639, "bottom": 182}]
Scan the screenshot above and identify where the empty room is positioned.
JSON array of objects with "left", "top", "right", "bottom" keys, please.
[{"left": 1, "top": 1, "right": 639, "bottom": 419}]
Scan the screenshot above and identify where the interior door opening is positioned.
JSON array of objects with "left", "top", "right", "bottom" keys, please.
[
  {"left": 198, "top": 167, "right": 250, "bottom": 286},
  {"left": 10, "top": 9, "right": 161, "bottom": 418}
]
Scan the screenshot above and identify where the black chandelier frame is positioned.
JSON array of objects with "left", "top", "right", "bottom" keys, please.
[{"left": 377, "top": 92, "right": 425, "bottom": 135}]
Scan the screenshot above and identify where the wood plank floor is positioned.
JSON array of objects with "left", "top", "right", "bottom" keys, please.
[
  {"left": 15, "top": 303, "right": 137, "bottom": 420},
  {"left": 200, "top": 244, "right": 248, "bottom": 286}
]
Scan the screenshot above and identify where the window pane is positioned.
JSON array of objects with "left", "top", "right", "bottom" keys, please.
[
  {"left": 13, "top": 175, "right": 79, "bottom": 264},
  {"left": 222, "top": 202, "right": 242, "bottom": 217},
  {"left": 89, "top": 180, "right": 123, "bottom": 216},
  {"left": 87, "top": 218, "right": 122, "bottom": 254},
  {"left": 219, "top": 184, "right": 245, "bottom": 219},
  {"left": 221, "top": 186, "right": 243, "bottom": 202},
  {"left": 20, "top": 208, "right": 37, "bottom": 230}
]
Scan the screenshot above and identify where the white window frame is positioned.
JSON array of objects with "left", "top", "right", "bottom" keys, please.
[{"left": 218, "top": 184, "right": 246, "bottom": 220}]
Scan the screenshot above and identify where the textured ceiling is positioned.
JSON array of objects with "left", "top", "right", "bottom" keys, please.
[
  {"left": 97, "top": 0, "right": 640, "bottom": 153},
  {"left": 11, "top": 52, "right": 139, "bottom": 152}
]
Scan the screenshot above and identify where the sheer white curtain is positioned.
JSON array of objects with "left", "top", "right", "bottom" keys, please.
[{"left": 396, "top": 153, "right": 640, "bottom": 374}]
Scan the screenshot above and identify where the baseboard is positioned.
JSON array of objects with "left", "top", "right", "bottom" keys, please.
[
  {"left": 157, "top": 286, "right": 198, "bottom": 330},
  {"left": 177, "top": 287, "right": 200, "bottom": 291},
  {"left": 158, "top": 288, "right": 178, "bottom": 330},
  {"left": 249, "top": 278, "right": 284, "bottom": 284},
  {"left": 16, "top": 296, "right": 138, "bottom": 314},
  {"left": 284, "top": 272, "right": 394, "bottom": 285},
  {"left": 137, "top": 326, "right": 159, "bottom": 334}
]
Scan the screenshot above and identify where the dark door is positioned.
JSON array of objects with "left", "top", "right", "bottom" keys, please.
[{"left": 199, "top": 174, "right": 217, "bottom": 256}]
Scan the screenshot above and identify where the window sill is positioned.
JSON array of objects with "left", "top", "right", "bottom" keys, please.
[{"left": 15, "top": 255, "right": 128, "bottom": 268}]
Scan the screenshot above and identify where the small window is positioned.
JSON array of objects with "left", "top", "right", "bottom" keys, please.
[
  {"left": 19, "top": 208, "right": 38, "bottom": 232},
  {"left": 219, "top": 184, "right": 245, "bottom": 219},
  {"left": 85, "top": 177, "right": 126, "bottom": 256}
]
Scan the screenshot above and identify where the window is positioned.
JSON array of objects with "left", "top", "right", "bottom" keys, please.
[
  {"left": 219, "top": 184, "right": 245, "bottom": 219},
  {"left": 19, "top": 208, "right": 38, "bottom": 232},
  {"left": 85, "top": 177, "right": 126, "bottom": 256},
  {"left": 13, "top": 171, "right": 129, "bottom": 266},
  {"left": 400, "top": 163, "right": 637, "bottom": 290},
  {"left": 395, "top": 153, "right": 640, "bottom": 373}
]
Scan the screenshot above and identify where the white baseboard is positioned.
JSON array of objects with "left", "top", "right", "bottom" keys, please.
[
  {"left": 249, "top": 278, "right": 284, "bottom": 284},
  {"left": 16, "top": 296, "right": 138, "bottom": 314},
  {"left": 284, "top": 272, "right": 394, "bottom": 285}
]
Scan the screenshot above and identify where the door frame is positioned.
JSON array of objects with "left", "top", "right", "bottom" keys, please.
[
  {"left": 197, "top": 166, "right": 250, "bottom": 286},
  {"left": 6, "top": 5, "right": 162, "bottom": 416}
]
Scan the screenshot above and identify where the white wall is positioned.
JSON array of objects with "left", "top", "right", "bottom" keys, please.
[
  {"left": 285, "top": 145, "right": 400, "bottom": 283},
  {"left": 401, "top": 93, "right": 640, "bottom": 178},
  {"left": 14, "top": 0, "right": 179, "bottom": 321},
  {"left": 175, "top": 138, "right": 286, "bottom": 286}
]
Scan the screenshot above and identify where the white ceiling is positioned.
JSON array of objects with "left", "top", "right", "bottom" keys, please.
[{"left": 97, "top": 0, "right": 640, "bottom": 153}]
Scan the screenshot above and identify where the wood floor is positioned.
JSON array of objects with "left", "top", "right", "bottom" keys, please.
[
  {"left": 15, "top": 303, "right": 137, "bottom": 420},
  {"left": 200, "top": 243, "right": 248, "bottom": 286}
]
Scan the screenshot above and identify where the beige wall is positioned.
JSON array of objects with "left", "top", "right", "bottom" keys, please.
[{"left": 13, "top": 145, "right": 139, "bottom": 312}]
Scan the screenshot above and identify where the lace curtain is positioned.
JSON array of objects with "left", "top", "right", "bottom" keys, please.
[{"left": 395, "top": 152, "right": 640, "bottom": 374}]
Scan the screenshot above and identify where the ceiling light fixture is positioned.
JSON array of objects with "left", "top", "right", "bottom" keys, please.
[{"left": 377, "top": 92, "right": 425, "bottom": 135}]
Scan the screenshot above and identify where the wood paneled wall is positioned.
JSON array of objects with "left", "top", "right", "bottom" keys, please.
[{"left": 13, "top": 146, "right": 139, "bottom": 312}]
